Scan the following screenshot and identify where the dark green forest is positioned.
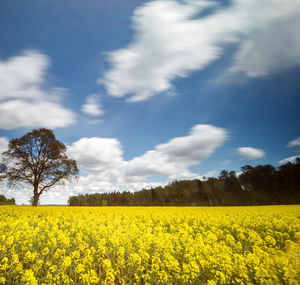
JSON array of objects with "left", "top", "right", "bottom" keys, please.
[
  {"left": 68, "top": 159, "right": 300, "bottom": 206},
  {"left": 0, "top": 194, "right": 16, "bottom": 205}
]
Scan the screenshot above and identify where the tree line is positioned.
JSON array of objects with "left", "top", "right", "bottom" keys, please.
[
  {"left": 68, "top": 158, "right": 300, "bottom": 206},
  {"left": 0, "top": 194, "right": 16, "bottom": 205}
]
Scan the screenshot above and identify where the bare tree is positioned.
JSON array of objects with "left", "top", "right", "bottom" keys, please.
[{"left": 2, "top": 128, "right": 78, "bottom": 206}]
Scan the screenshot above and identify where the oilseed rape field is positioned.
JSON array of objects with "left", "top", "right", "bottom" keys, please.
[{"left": 0, "top": 206, "right": 299, "bottom": 284}]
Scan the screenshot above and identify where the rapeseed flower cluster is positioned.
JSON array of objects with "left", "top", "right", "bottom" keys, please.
[{"left": 0, "top": 205, "right": 299, "bottom": 284}]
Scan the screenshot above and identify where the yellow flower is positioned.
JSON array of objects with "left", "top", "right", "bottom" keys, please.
[
  {"left": 42, "top": 247, "right": 49, "bottom": 255},
  {"left": 0, "top": 205, "right": 299, "bottom": 284},
  {"left": 75, "top": 263, "right": 85, "bottom": 274},
  {"left": 12, "top": 253, "right": 19, "bottom": 264},
  {"left": 89, "top": 269, "right": 100, "bottom": 284},
  {"left": 265, "top": 235, "right": 276, "bottom": 247},
  {"left": 21, "top": 269, "right": 38, "bottom": 285},
  {"left": 62, "top": 256, "right": 72, "bottom": 268}
]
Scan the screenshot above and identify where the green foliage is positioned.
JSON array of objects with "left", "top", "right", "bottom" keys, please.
[
  {"left": 0, "top": 194, "right": 16, "bottom": 205},
  {"left": 69, "top": 158, "right": 300, "bottom": 206}
]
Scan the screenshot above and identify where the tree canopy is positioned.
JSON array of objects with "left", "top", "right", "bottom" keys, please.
[
  {"left": 69, "top": 159, "right": 300, "bottom": 206},
  {"left": 2, "top": 128, "right": 78, "bottom": 206}
]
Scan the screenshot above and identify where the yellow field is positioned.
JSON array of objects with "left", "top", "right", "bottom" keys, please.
[{"left": 0, "top": 206, "right": 299, "bottom": 284}]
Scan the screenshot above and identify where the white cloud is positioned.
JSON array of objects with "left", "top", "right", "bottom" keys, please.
[
  {"left": 0, "top": 185, "right": 32, "bottom": 205},
  {"left": 277, "top": 138, "right": 300, "bottom": 166},
  {"left": 229, "top": 7, "right": 300, "bottom": 76},
  {"left": 0, "top": 50, "right": 76, "bottom": 129},
  {"left": 237, "top": 147, "right": 265, "bottom": 160},
  {"left": 278, "top": 155, "right": 300, "bottom": 165},
  {"left": 3, "top": 124, "right": 227, "bottom": 204},
  {"left": 81, "top": 94, "right": 105, "bottom": 116},
  {"left": 287, "top": 137, "right": 300, "bottom": 148},
  {"left": 67, "top": 137, "right": 124, "bottom": 173},
  {"left": 0, "top": 99, "right": 75, "bottom": 129},
  {"left": 200, "top": 170, "right": 220, "bottom": 180},
  {"left": 126, "top": 124, "right": 227, "bottom": 179},
  {"left": 0, "top": 137, "right": 8, "bottom": 156},
  {"left": 63, "top": 124, "right": 227, "bottom": 204},
  {"left": 101, "top": 0, "right": 300, "bottom": 101},
  {"left": 0, "top": 137, "right": 8, "bottom": 168},
  {"left": 68, "top": 124, "right": 227, "bottom": 180},
  {"left": 67, "top": 175, "right": 163, "bottom": 196}
]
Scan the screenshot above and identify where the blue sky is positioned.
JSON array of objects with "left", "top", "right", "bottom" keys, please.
[{"left": 0, "top": 0, "right": 300, "bottom": 204}]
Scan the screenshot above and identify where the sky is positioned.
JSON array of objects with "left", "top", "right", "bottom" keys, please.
[{"left": 0, "top": 0, "right": 300, "bottom": 205}]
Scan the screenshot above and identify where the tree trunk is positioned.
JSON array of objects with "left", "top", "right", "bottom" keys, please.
[
  {"left": 32, "top": 194, "right": 40, "bottom": 206},
  {"left": 207, "top": 192, "right": 213, "bottom": 206},
  {"left": 32, "top": 184, "right": 40, "bottom": 206}
]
